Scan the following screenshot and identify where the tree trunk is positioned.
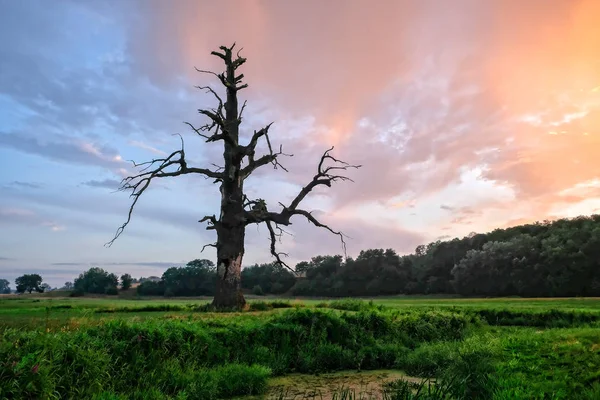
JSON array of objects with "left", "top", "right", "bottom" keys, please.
[
  {"left": 213, "top": 224, "right": 246, "bottom": 308},
  {"left": 212, "top": 49, "right": 246, "bottom": 309}
]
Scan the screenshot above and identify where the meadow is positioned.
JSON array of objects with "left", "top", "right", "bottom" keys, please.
[{"left": 2, "top": 295, "right": 600, "bottom": 399}]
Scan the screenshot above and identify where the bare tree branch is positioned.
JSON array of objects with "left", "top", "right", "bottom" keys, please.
[
  {"left": 199, "top": 215, "right": 219, "bottom": 231},
  {"left": 239, "top": 123, "right": 292, "bottom": 177},
  {"left": 243, "top": 147, "right": 360, "bottom": 264},
  {"left": 105, "top": 138, "right": 224, "bottom": 247},
  {"left": 201, "top": 242, "right": 217, "bottom": 252},
  {"left": 200, "top": 43, "right": 248, "bottom": 92},
  {"left": 239, "top": 100, "right": 248, "bottom": 121},
  {"left": 265, "top": 220, "right": 293, "bottom": 272}
]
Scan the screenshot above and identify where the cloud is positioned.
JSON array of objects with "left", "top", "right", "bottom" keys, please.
[
  {"left": 82, "top": 179, "right": 121, "bottom": 190},
  {"left": 51, "top": 261, "right": 183, "bottom": 268},
  {"left": 99, "top": 0, "right": 600, "bottom": 253},
  {"left": 0, "top": 257, "right": 14, "bottom": 261},
  {"left": 50, "top": 262, "right": 80, "bottom": 266},
  {"left": 9, "top": 181, "right": 42, "bottom": 189},
  {"left": 0, "top": 133, "right": 125, "bottom": 170},
  {"left": 0, "top": 206, "right": 67, "bottom": 232},
  {"left": 42, "top": 222, "right": 67, "bottom": 232},
  {"left": 2, "top": 0, "right": 600, "bottom": 276},
  {"left": 128, "top": 140, "right": 167, "bottom": 156}
]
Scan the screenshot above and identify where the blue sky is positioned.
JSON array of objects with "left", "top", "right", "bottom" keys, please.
[{"left": 1, "top": 0, "right": 599, "bottom": 287}]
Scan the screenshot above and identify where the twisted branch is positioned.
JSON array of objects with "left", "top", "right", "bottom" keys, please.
[
  {"left": 240, "top": 123, "right": 292, "bottom": 178},
  {"left": 244, "top": 147, "right": 360, "bottom": 264},
  {"left": 265, "top": 220, "right": 292, "bottom": 271},
  {"left": 105, "top": 136, "right": 223, "bottom": 247}
]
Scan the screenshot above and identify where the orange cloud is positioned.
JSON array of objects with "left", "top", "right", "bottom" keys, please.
[{"left": 126, "top": 0, "right": 600, "bottom": 242}]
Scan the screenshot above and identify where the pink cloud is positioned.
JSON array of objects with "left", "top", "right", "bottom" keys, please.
[{"left": 119, "top": 0, "right": 600, "bottom": 249}]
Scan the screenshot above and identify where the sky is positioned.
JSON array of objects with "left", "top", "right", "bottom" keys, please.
[{"left": 1, "top": 0, "right": 600, "bottom": 287}]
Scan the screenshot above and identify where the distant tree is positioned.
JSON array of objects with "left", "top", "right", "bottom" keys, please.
[
  {"left": 120, "top": 273, "right": 133, "bottom": 290},
  {"left": 136, "top": 280, "right": 165, "bottom": 296},
  {"left": 15, "top": 274, "right": 43, "bottom": 294},
  {"left": 290, "top": 214, "right": 600, "bottom": 298},
  {"left": 294, "top": 261, "right": 312, "bottom": 275},
  {"left": 73, "top": 267, "right": 118, "bottom": 294},
  {"left": 63, "top": 281, "right": 73, "bottom": 290},
  {"left": 161, "top": 259, "right": 216, "bottom": 296},
  {"left": 105, "top": 286, "right": 119, "bottom": 295},
  {"left": 241, "top": 262, "right": 296, "bottom": 294},
  {"left": 39, "top": 283, "right": 51, "bottom": 292},
  {"left": 252, "top": 285, "right": 264, "bottom": 296},
  {"left": 137, "top": 259, "right": 217, "bottom": 297},
  {"left": 0, "top": 278, "right": 11, "bottom": 294}
]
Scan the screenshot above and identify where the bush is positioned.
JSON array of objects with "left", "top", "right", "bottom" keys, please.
[
  {"left": 0, "top": 308, "right": 475, "bottom": 399},
  {"left": 248, "top": 301, "right": 271, "bottom": 311},
  {"left": 69, "top": 288, "right": 84, "bottom": 297},
  {"left": 74, "top": 267, "right": 118, "bottom": 294},
  {"left": 136, "top": 281, "right": 165, "bottom": 296},
  {"left": 471, "top": 308, "right": 600, "bottom": 328},
  {"left": 252, "top": 285, "right": 264, "bottom": 296},
  {"left": 104, "top": 286, "right": 118, "bottom": 295}
]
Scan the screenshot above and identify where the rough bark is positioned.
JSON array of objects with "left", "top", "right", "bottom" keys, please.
[
  {"left": 203, "top": 43, "right": 247, "bottom": 308},
  {"left": 213, "top": 225, "right": 246, "bottom": 308},
  {"left": 107, "top": 43, "right": 360, "bottom": 309}
]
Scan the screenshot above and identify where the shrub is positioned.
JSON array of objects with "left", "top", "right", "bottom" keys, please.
[
  {"left": 248, "top": 301, "right": 271, "bottom": 311},
  {"left": 252, "top": 285, "right": 264, "bottom": 296},
  {"left": 136, "top": 281, "right": 165, "bottom": 296},
  {"left": 0, "top": 308, "right": 475, "bottom": 399},
  {"left": 105, "top": 286, "right": 118, "bottom": 295},
  {"left": 69, "top": 288, "right": 84, "bottom": 297}
]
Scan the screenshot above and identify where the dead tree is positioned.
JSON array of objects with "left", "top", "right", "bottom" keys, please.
[{"left": 107, "top": 44, "right": 360, "bottom": 308}]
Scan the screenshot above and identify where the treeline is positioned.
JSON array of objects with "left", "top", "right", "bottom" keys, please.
[
  {"left": 135, "top": 259, "right": 296, "bottom": 297},
  {"left": 137, "top": 214, "right": 600, "bottom": 298},
  {"left": 293, "top": 215, "right": 600, "bottom": 297},
  {"left": 7, "top": 214, "right": 600, "bottom": 298}
]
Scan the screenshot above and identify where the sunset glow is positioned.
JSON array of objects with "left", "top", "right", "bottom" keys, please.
[{"left": 1, "top": 0, "right": 599, "bottom": 285}]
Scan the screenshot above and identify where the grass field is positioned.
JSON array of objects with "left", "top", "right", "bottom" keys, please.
[{"left": 2, "top": 294, "right": 600, "bottom": 399}]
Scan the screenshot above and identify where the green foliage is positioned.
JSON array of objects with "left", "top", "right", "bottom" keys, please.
[
  {"left": 162, "top": 259, "right": 216, "bottom": 296},
  {"left": 120, "top": 274, "right": 132, "bottom": 291},
  {"left": 136, "top": 280, "right": 165, "bottom": 296},
  {"left": 104, "top": 286, "right": 119, "bottom": 295},
  {"left": 252, "top": 284, "right": 265, "bottom": 296},
  {"left": 95, "top": 304, "right": 194, "bottom": 313},
  {"left": 69, "top": 288, "right": 85, "bottom": 297},
  {"left": 0, "top": 278, "right": 10, "bottom": 294},
  {"left": 0, "top": 307, "right": 475, "bottom": 398},
  {"left": 15, "top": 274, "right": 43, "bottom": 294},
  {"left": 3, "top": 297, "right": 600, "bottom": 398},
  {"left": 74, "top": 267, "right": 118, "bottom": 295},
  {"left": 494, "top": 327, "right": 600, "bottom": 398},
  {"left": 137, "top": 259, "right": 216, "bottom": 297},
  {"left": 468, "top": 308, "right": 600, "bottom": 328},
  {"left": 242, "top": 262, "right": 296, "bottom": 294},
  {"left": 291, "top": 215, "right": 600, "bottom": 297}
]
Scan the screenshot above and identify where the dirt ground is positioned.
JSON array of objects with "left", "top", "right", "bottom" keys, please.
[{"left": 240, "top": 369, "right": 424, "bottom": 399}]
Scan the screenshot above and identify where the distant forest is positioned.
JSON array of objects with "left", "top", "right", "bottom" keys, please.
[{"left": 134, "top": 214, "right": 600, "bottom": 298}]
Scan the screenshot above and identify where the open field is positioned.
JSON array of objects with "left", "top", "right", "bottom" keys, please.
[{"left": 2, "top": 295, "right": 600, "bottom": 399}]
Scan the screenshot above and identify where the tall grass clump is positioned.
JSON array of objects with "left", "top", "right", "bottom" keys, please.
[
  {"left": 0, "top": 307, "right": 474, "bottom": 399},
  {"left": 315, "top": 299, "right": 387, "bottom": 312},
  {"left": 94, "top": 304, "right": 193, "bottom": 313},
  {"left": 469, "top": 308, "right": 600, "bottom": 327}
]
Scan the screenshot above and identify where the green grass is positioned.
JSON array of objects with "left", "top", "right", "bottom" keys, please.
[{"left": 2, "top": 296, "right": 600, "bottom": 399}]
